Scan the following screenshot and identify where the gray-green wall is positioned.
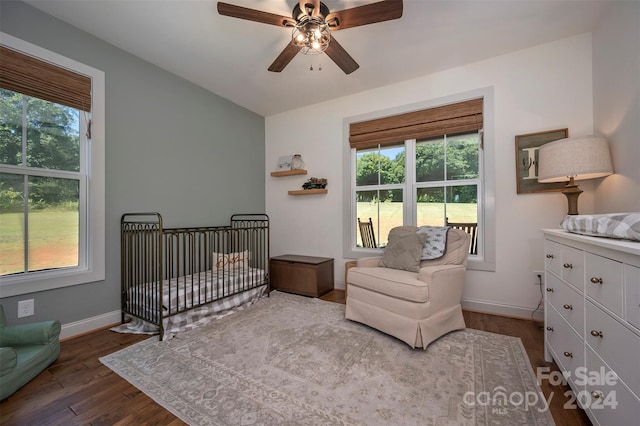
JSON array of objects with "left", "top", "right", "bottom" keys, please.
[{"left": 0, "top": 1, "right": 266, "bottom": 325}]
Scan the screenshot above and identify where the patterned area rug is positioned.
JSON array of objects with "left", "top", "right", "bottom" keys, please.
[{"left": 101, "top": 291, "right": 554, "bottom": 425}]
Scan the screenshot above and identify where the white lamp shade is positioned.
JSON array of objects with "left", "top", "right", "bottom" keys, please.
[{"left": 537, "top": 136, "right": 613, "bottom": 183}]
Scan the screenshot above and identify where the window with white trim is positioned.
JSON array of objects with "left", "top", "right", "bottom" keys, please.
[
  {"left": 0, "top": 33, "right": 105, "bottom": 296},
  {"left": 354, "top": 132, "right": 481, "bottom": 247},
  {"left": 345, "top": 92, "right": 495, "bottom": 271}
]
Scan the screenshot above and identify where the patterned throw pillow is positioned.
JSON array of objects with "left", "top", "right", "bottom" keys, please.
[
  {"left": 379, "top": 232, "right": 429, "bottom": 272},
  {"left": 560, "top": 213, "right": 640, "bottom": 241},
  {"left": 212, "top": 250, "right": 249, "bottom": 270},
  {"left": 416, "top": 226, "right": 449, "bottom": 259}
]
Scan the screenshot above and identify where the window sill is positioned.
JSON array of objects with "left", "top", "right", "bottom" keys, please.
[
  {"left": 467, "top": 258, "right": 495, "bottom": 272},
  {"left": 0, "top": 267, "right": 104, "bottom": 297}
]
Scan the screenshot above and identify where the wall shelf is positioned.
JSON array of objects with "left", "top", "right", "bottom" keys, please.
[
  {"left": 288, "top": 189, "right": 328, "bottom": 196},
  {"left": 270, "top": 169, "right": 307, "bottom": 177},
  {"left": 272, "top": 169, "right": 325, "bottom": 196}
]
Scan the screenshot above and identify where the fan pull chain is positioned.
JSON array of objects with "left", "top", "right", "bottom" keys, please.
[{"left": 309, "top": 58, "right": 322, "bottom": 71}]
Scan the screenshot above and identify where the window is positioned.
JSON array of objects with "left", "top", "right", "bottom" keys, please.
[
  {"left": 345, "top": 89, "right": 495, "bottom": 271},
  {"left": 1, "top": 90, "right": 83, "bottom": 273},
  {"left": 355, "top": 143, "right": 405, "bottom": 247},
  {"left": 415, "top": 133, "right": 480, "bottom": 232},
  {"left": 0, "top": 33, "right": 105, "bottom": 296}
]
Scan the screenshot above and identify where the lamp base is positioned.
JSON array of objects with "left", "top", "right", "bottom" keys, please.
[{"left": 562, "top": 178, "right": 583, "bottom": 215}]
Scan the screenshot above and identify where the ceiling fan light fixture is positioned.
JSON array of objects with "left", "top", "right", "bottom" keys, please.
[{"left": 291, "top": 16, "right": 330, "bottom": 55}]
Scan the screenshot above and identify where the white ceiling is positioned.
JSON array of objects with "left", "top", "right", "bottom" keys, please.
[{"left": 24, "top": 0, "right": 611, "bottom": 116}]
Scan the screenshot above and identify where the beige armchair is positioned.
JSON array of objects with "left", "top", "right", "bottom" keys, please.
[{"left": 346, "top": 226, "right": 470, "bottom": 349}]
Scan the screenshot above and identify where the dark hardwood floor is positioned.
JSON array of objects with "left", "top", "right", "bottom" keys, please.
[{"left": 0, "top": 290, "right": 591, "bottom": 425}]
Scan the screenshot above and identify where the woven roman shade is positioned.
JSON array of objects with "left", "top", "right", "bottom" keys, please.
[
  {"left": 0, "top": 45, "right": 92, "bottom": 112},
  {"left": 349, "top": 98, "right": 483, "bottom": 149}
]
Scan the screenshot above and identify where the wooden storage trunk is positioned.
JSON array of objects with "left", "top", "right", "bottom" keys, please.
[{"left": 270, "top": 255, "right": 334, "bottom": 297}]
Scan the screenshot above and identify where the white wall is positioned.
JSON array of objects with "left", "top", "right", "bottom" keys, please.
[
  {"left": 265, "top": 34, "right": 595, "bottom": 318},
  {"left": 592, "top": 0, "right": 640, "bottom": 212}
]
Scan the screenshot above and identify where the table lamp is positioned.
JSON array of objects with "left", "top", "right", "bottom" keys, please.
[{"left": 537, "top": 136, "right": 613, "bottom": 215}]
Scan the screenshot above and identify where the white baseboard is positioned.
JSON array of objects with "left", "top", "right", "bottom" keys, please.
[
  {"left": 461, "top": 298, "right": 544, "bottom": 322},
  {"left": 60, "top": 310, "right": 121, "bottom": 340}
]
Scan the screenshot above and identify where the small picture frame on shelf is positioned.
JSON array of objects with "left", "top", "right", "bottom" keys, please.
[{"left": 276, "top": 155, "right": 293, "bottom": 171}]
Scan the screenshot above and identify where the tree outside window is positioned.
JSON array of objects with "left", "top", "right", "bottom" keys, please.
[
  {"left": 0, "top": 89, "right": 82, "bottom": 276},
  {"left": 354, "top": 132, "right": 480, "bottom": 252}
]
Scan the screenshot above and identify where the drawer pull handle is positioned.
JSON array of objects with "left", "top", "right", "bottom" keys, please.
[
  {"left": 590, "top": 277, "right": 603, "bottom": 284},
  {"left": 546, "top": 254, "right": 554, "bottom": 259},
  {"left": 546, "top": 288, "right": 554, "bottom": 292},
  {"left": 591, "top": 391, "right": 603, "bottom": 399},
  {"left": 563, "top": 263, "right": 573, "bottom": 269},
  {"left": 563, "top": 304, "right": 573, "bottom": 310},
  {"left": 590, "top": 330, "right": 603, "bottom": 338},
  {"left": 546, "top": 326, "right": 554, "bottom": 332},
  {"left": 563, "top": 351, "right": 573, "bottom": 358}
]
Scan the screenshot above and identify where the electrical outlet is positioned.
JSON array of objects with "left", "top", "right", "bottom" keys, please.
[
  {"left": 533, "top": 270, "right": 544, "bottom": 285},
  {"left": 18, "top": 299, "right": 34, "bottom": 318}
]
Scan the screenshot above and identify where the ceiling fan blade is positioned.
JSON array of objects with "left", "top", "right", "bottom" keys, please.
[
  {"left": 268, "top": 41, "right": 300, "bottom": 72},
  {"left": 299, "top": 0, "right": 321, "bottom": 17},
  {"left": 217, "top": 2, "right": 295, "bottom": 27},
  {"left": 324, "top": 37, "right": 359, "bottom": 74},
  {"left": 326, "top": 0, "right": 403, "bottom": 31}
]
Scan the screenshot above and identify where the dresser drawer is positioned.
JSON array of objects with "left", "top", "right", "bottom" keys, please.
[
  {"left": 546, "top": 272, "right": 584, "bottom": 335},
  {"left": 625, "top": 264, "right": 640, "bottom": 331},
  {"left": 586, "top": 300, "right": 640, "bottom": 397},
  {"left": 562, "top": 245, "right": 585, "bottom": 290},
  {"left": 546, "top": 304, "right": 584, "bottom": 390},
  {"left": 545, "top": 239, "right": 563, "bottom": 277},
  {"left": 585, "top": 252, "right": 623, "bottom": 317},
  {"left": 585, "top": 347, "right": 640, "bottom": 426},
  {"left": 545, "top": 307, "right": 584, "bottom": 390}
]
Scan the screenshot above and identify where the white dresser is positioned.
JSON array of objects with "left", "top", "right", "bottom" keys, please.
[{"left": 543, "top": 229, "right": 640, "bottom": 425}]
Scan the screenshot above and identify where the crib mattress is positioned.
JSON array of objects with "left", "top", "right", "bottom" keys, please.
[{"left": 125, "top": 267, "right": 266, "bottom": 315}]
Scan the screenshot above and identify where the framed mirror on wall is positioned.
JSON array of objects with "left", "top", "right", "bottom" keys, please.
[{"left": 515, "top": 128, "right": 568, "bottom": 194}]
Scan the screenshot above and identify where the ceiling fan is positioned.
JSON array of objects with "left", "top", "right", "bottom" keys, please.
[{"left": 217, "top": 0, "right": 403, "bottom": 74}]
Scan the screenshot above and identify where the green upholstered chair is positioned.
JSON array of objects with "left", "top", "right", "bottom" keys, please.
[{"left": 0, "top": 304, "right": 61, "bottom": 401}]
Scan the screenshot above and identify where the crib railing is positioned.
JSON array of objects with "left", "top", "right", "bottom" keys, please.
[{"left": 121, "top": 213, "right": 269, "bottom": 338}]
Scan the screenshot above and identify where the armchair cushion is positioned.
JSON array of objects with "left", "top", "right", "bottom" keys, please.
[
  {"left": 379, "top": 232, "right": 428, "bottom": 272},
  {"left": 348, "top": 267, "right": 429, "bottom": 303}
]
